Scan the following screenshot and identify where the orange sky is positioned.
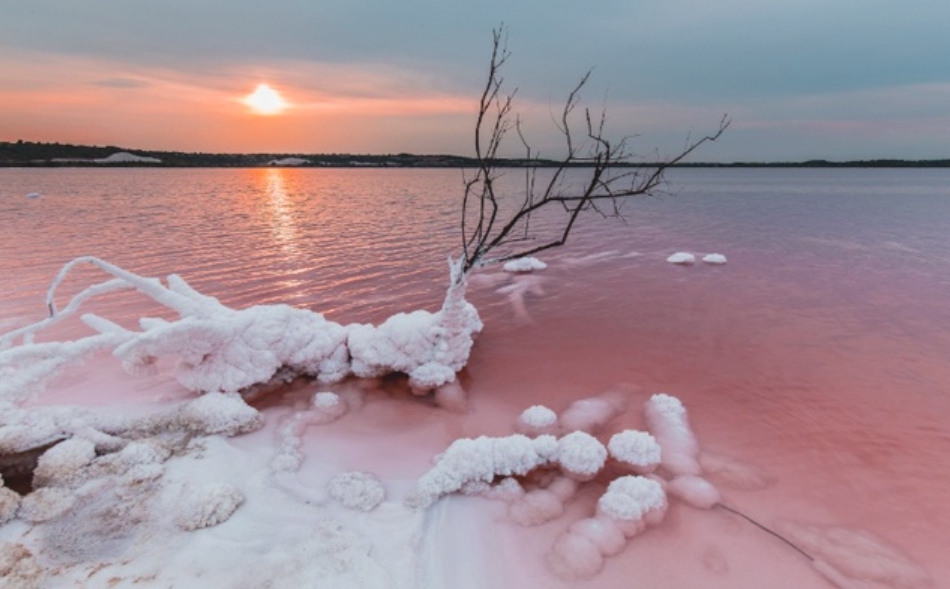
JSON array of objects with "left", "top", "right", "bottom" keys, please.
[{"left": 0, "top": 53, "right": 482, "bottom": 154}]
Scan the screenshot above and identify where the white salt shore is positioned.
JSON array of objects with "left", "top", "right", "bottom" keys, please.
[{"left": 0, "top": 364, "right": 928, "bottom": 589}]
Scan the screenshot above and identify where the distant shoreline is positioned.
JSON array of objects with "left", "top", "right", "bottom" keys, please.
[{"left": 2, "top": 141, "right": 948, "bottom": 168}]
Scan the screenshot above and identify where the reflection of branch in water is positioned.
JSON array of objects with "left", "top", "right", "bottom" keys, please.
[
  {"left": 715, "top": 503, "right": 814, "bottom": 561},
  {"left": 714, "top": 504, "right": 871, "bottom": 589},
  {"left": 496, "top": 275, "right": 546, "bottom": 325}
]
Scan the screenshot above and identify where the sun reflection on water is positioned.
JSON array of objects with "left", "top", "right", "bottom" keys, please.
[{"left": 262, "top": 167, "right": 303, "bottom": 261}]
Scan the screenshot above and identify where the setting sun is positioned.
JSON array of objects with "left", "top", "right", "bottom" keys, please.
[{"left": 243, "top": 83, "right": 288, "bottom": 115}]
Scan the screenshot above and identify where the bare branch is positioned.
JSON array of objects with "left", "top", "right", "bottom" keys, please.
[{"left": 459, "top": 26, "right": 729, "bottom": 274}]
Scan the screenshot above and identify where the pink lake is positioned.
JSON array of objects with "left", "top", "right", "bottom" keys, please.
[{"left": 1, "top": 166, "right": 948, "bottom": 588}]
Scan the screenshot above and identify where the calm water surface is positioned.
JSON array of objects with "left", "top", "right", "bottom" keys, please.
[{"left": 2, "top": 167, "right": 949, "bottom": 584}]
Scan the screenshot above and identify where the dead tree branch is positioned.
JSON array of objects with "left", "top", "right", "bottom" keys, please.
[{"left": 459, "top": 27, "right": 729, "bottom": 276}]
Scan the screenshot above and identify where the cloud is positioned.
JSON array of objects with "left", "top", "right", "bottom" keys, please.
[{"left": 92, "top": 78, "right": 150, "bottom": 89}]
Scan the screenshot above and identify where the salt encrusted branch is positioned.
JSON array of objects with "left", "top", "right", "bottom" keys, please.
[{"left": 0, "top": 257, "right": 480, "bottom": 401}]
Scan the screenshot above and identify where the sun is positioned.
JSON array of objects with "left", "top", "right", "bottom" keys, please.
[{"left": 243, "top": 83, "right": 288, "bottom": 115}]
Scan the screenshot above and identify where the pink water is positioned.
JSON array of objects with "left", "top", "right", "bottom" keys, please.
[{"left": 2, "top": 167, "right": 949, "bottom": 587}]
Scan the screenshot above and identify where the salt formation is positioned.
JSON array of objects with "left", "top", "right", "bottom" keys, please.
[
  {"left": 547, "top": 476, "right": 668, "bottom": 580},
  {"left": 32, "top": 437, "right": 96, "bottom": 488},
  {"left": 174, "top": 483, "right": 245, "bottom": 530},
  {"left": 0, "top": 477, "right": 22, "bottom": 525},
  {"left": 327, "top": 471, "right": 386, "bottom": 512},
  {"left": 515, "top": 405, "right": 559, "bottom": 435},
  {"left": 666, "top": 252, "right": 696, "bottom": 265},
  {"left": 702, "top": 253, "right": 727, "bottom": 264},
  {"left": 607, "top": 430, "right": 661, "bottom": 474},
  {"left": 405, "top": 434, "right": 557, "bottom": 509},
  {"left": 348, "top": 258, "right": 483, "bottom": 392},
  {"left": 0, "top": 255, "right": 483, "bottom": 399},
  {"left": 556, "top": 432, "right": 607, "bottom": 481},
  {"left": 644, "top": 393, "right": 701, "bottom": 476},
  {"left": 0, "top": 543, "right": 45, "bottom": 588},
  {"left": 502, "top": 257, "right": 547, "bottom": 273}
]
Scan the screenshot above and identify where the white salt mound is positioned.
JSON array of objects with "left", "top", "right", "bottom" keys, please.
[
  {"left": 327, "top": 471, "right": 386, "bottom": 512},
  {"left": 666, "top": 252, "right": 696, "bottom": 265},
  {"left": 503, "top": 257, "right": 548, "bottom": 273},
  {"left": 556, "top": 431, "right": 607, "bottom": 480},
  {"left": 702, "top": 253, "right": 727, "bottom": 264},
  {"left": 174, "top": 483, "right": 244, "bottom": 531},
  {"left": 517, "top": 405, "right": 559, "bottom": 434},
  {"left": 607, "top": 430, "right": 661, "bottom": 473},
  {"left": 597, "top": 476, "right": 668, "bottom": 528}
]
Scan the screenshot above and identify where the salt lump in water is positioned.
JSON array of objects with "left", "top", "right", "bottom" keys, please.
[
  {"left": 502, "top": 257, "right": 547, "bottom": 273},
  {"left": 644, "top": 393, "right": 701, "bottom": 476},
  {"left": 556, "top": 432, "right": 608, "bottom": 481},
  {"left": 607, "top": 430, "right": 661, "bottom": 474},
  {"left": 516, "top": 405, "right": 559, "bottom": 435},
  {"left": 666, "top": 252, "right": 696, "bottom": 265}
]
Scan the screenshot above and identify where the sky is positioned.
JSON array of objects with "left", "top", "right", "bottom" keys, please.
[{"left": 1, "top": 0, "right": 949, "bottom": 162}]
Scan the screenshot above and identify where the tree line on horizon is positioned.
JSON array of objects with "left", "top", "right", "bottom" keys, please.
[{"left": 1, "top": 139, "right": 948, "bottom": 168}]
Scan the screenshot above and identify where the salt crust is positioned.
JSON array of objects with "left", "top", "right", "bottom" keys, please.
[
  {"left": 0, "top": 484, "right": 20, "bottom": 525},
  {"left": 702, "top": 253, "right": 727, "bottom": 264},
  {"left": 17, "top": 487, "right": 76, "bottom": 523},
  {"left": 0, "top": 542, "right": 45, "bottom": 588},
  {"left": 327, "top": 472, "right": 386, "bottom": 512}
]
